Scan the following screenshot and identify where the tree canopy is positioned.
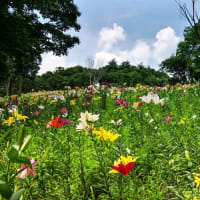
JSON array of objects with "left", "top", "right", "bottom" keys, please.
[
  {"left": 160, "top": 23, "right": 200, "bottom": 83},
  {"left": 18, "top": 62, "right": 169, "bottom": 94},
  {"left": 0, "top": 0, "right": 81, "bottom": 95}
]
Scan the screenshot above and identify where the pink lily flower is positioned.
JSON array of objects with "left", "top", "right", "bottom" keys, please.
[
  {"left": 34, "top": 110, "right": 39, "bottom": 116},
  {"left": 61, "top": 107, "right": 67, "bottom": 114},
  {"left": 82, "top": 101, "right": 90, "bottom": 106},
  {"left": 17, "top": 158, "right": 38, "bottom": 179},
  {"left": 165, "top": 116, "right": 172, "bottom": 122},
  {"left": 122, "top": 101, "right": 129, "bottom": 107}
]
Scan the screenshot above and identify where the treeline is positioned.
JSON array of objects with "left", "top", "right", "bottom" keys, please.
[
  {"left": 34, "top": 61, "right": 171, "bottom": 91},
  {"left": 0, "top": 60, "right": 171, "bottom": 95}
]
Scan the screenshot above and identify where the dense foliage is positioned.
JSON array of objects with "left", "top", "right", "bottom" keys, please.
[
  {"left": 160, "top": 22, "right": 200, "bottom": 83},
  {"left": 0, "top": 0, "right": 81, "bottom": 95},
  {"left": 1, "top": 83, "right": 200, "bottom": 199},
  {"left": 34, "top": 61, "right": 169, "bottom": 90},
  {"left": 0, "top": 61, "right": 170, "bottom": 96}
]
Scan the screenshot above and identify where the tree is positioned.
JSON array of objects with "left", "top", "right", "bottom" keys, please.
[
  {"left": 103, "top": 59, "right": 118, "bottom": 72},
  {"left": 0, "top": 0, "right": 81, "bottom": 95},
  {"left": 175, "top": 0, "right": 200, "bottom": 40},
  {"left": 160, "top": 55, "right": 189, "bottom": 83},
  {"left": 119, "top": 61, "right": 132, "bottom": 71},
  {"left": 160, "top": 24, "right": 200, "bottom": 82},
  {"left": 177, "top": 26, "right": 200, "bottom": 80},
  {"left": 86, "top": 57, "right": 94, "bottom": 85}
]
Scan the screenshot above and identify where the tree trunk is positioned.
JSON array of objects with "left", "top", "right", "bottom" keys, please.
[
  {"left": 17, "top": 75, "right": 23, "bottom": 95},
  {"left": 89, "top": 73, "right": 92, "bottom": 85},
  {"left": 5, "top": 77, "right": 11, "bottom": 96}
]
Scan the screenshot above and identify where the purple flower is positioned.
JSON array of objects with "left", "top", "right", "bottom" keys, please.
[{"left": 62, "top": 119, "right": 71, "bottom": 125}]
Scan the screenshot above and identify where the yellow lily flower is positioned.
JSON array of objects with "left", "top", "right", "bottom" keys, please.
[
  {"left": 92, "top": 97, "right": 102, "bottom": 100},
  {"left": 185, "top": 150, "right": 190, "bottom": 161},
  {"left": 178, "top": 117, "right": 186, "bottom": 125},
  {"left": 93, "top": 127, "right": 120, "bottom": 142},
  {"left": 194, "top": 174, "right": 200, "bottom": 188},
  {"left": 70, "top": 99, "right": 76, "bottom": 105},
  {"left": 184, "top": 194, "right": 190, "bottom": 199},
  {"left": 2, "top": 117, "right": 15, "bottom": 126},
  {"left": 15, "top": 113, "right": 28, "bottom": 121}
]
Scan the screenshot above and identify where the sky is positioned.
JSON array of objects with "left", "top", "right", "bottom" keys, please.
[{"left": 38, "top": 0, "right": 190, "bottom": 75}]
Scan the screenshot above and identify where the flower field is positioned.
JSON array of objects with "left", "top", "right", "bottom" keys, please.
[{"left": 1, "top": 83, "right": 200, "bottom": 200}]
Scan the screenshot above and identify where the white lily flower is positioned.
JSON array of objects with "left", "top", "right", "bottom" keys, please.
[
  {"left": 76, "top": 120, "right": 89, "bottom": 130},
  {"left": 8, "top": 105, "right": 18, "bottom": 114},
  {"left": 193, "top": 115, "right": 197, "bottom": 119},
  {"left": 38, "top": 105, "right": 44, "bottom": 109},
  {"left": 0, "top": 108, "right": 4, "bottom": 120},
  {"left": 110, "top": 119, "right": 122, "bottom": 125},
  {"left": 79, "top": 111, "right": 99, "bottom": 122},
  {"left": 126, "top": 148, "right": 130, "bottom": 154},
  {"left": 62, "top": 112, "right": 68, "bottom": 118},
  {"left": 140, "top": 92, "right": 153, "bottom": 104},
  {"left": 149, "top": 119, "right": 154, "bottom": 123},
  {"left": 140, "top": 92, "right": 166, "bottom": 105}
]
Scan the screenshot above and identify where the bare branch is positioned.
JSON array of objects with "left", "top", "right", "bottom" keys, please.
[
  {"left": 175, "top": 0, "right": 200, "bottom": 40},
  {"left": 192, "top": 0, "right": 196, "bottom": 24}
]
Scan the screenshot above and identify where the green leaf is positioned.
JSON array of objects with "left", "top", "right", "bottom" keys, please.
[
  {"left": 188, "top": 161, "right": 192, "bottom": 167},
  {"left": 17, "top": 125, "right": 25, "bottom": 147},
  {"left": 0, "top": 180, "right": 12, "bottom": 199},
  {"left": 8, "top": 153, "right": 31, "bottom": 167},
  {"left": 19, "top": 135, "right": 32, "bottom": 154},
  {"left": 33, "top": 120, "right": 38, "bottom": 125},
  {"left": 90, "top": 186, "right": 95, "bottom": 200},
  {"left": 8, "top": 146, "right": 19, "bottom": 161},
  {"left": 15, "top": 157, "right": 31, "bottom": 167},
  {"left": 9, "top": 189, "right": 25, "bottom": 200},
  {"left": 10, "top": 167, "right": 28, "bottom": 181},
  {"left": 7, "top": 146, "right": 31, "bottom": 166},
  {"left": 0, "top": 129, "right": 13, "bottom": 144}
]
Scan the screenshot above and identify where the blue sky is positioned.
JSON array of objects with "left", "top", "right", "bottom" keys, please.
[{"left": 39, "top": 0, "right": 189, "bottom": 74}]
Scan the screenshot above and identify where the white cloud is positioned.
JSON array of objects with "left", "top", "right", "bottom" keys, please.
[
  {"left": 39, "top": 52, "right": 74, "bottom": 75},
  {"left": 152, "top": 26, "right": 181, "bottom": 63},
  {"left": 95, "top": 40, "right": 151, "bottom": 66},
  {"left": 126, "top": 41, "right": 151, "bottom": 64},
  {"left": 98, "top": 23, "right": 125, "bottom": 50},
  {"left": 39, "top": 24, "right": 181, "bottom": 74},
  {"left": 95, "top": 24, "right": 181, "bottom": 68}
]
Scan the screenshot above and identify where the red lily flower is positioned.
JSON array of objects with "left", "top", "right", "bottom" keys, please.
[
  {"left": 110, "top": 156, "right": 138, "bottom": 176},
  {"left": 46, "top": 116, "right": 70, "bottom": 128},
  {"left": 110, "top": 162, "right": 135, "bottom": 176}
]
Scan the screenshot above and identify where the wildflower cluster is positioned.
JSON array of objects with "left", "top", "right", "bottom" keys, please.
[
  {"left": 2, "top": 109, "right": 28, "bottom": 126},
  {"left": 46, "top": 116, "right": 70, "bottom": 128},
  {"left": 0, "top": 82, "right": 199, "bottom": 199}
]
